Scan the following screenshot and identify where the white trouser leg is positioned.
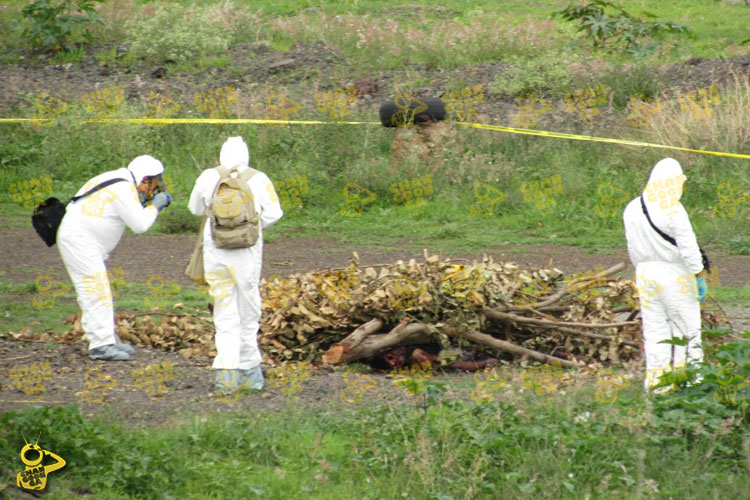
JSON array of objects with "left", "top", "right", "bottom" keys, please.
[
  {"left": 237, "top": 277, "right": 263, "bottom": 370},
  {"left": 638, "top": 262, "right": 702, "bottom": 390},
  {"left": 58, "top": 239, "right": 115, "bottom": 350},
  {"left": 208, "top": 265, "right": 242, "bottom": 370}
]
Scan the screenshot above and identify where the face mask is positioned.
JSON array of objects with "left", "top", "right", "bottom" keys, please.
[{"left": 137, "top": 175, "right": 166, "bottom": 206}]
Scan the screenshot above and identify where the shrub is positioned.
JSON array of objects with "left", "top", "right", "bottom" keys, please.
[
  {"left": 21, "top": 0, "right": 105, "bottom": 52},
  {"left": 126, "top": 6, "right": 230, "bottom": 64},
  {"left": 488, "top": 52, "right": 574, "bottom": 97},
  {"left": 554, "top": 1, "right": 692, "bottom": 53}
]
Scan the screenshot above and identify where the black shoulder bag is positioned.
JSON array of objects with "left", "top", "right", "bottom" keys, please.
[
  {"left": 32, "top": 178, "right": 128, "bottom": 247},
  {"left": 639, "top": 196, "right": 710, "bottom": 271}
]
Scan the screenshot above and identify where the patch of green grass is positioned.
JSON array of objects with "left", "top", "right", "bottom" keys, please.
[
  {"left": 711, "top": 285, "right": 750, "bottom": 305},
  {"left": 2, "top": 353, "right": 750, "bottom": 499}
]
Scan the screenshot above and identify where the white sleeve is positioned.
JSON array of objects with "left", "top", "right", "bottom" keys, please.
[
  {"left": 668, "top": 205, "right": 703, "bottom": 274},
  {"left": 255, "top": 173, "right": 283, "bottom": 229},
  {"left": 111, "top": 182, "right": 158, "bottom": 234},
  {"left": 188, "top": 170, "right": 218, "bottom": 216}
]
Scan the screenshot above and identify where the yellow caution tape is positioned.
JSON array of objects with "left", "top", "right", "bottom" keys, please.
[
  {"left": 1, "top": 117, "right": 748, "bottom": 160},
  {"left": 453, "top": 121, "right": 750, "bottom": 160}
]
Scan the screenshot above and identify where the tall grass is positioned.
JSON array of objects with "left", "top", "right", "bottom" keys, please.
[{"left": 2, "top": 369, "right": 750, "bottom": 499}]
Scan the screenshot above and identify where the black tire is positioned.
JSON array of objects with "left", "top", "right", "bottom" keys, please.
[{"left": 379, "top": 97, "right": 446, "bottom": 127}]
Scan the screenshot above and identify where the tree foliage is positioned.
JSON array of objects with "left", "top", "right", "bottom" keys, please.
[
  {"left": 21, "top": 0, "right": 104, "bottom": 52},
  {"left": 555, "top": 1, "right": 692, "bottom": 53}
]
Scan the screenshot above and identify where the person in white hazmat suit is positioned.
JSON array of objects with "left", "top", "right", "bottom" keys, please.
[
  {"left": 57, "top": 155, "right": 173, "bottom": 361},
  {"left": 623, "top": 157, "right": 708, "bottom": 391},
  {"left": 188, "top": 137, "right": 283, "bottom": 394}
]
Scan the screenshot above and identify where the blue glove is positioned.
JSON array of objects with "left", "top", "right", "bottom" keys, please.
[
  {"left": 696, "top": 276, "right": 708, "bottom": 302},
  {"left": 152, "top": 192, "right": 172, "bottom": 212}
]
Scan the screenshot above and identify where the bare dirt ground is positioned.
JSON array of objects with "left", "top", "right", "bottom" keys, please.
[{"left": 2, "top": 226, "right": 750, "bottom": 427}]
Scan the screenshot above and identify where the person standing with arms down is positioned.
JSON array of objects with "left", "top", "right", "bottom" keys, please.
[
  {"left": 623, "top": 157, "right": 707, "bottom": 391},
  {"left": 188, "top": 136, "right": 283, "bottom": 395},
  {"left": 58, "top": 155, "right": 173, "bottom": 361}
]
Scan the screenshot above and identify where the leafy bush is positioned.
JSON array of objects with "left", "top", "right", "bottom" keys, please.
[
  {"left": 488, "top": 52, "right": 574, "bottom": 97},
  {"left": 21, "top": 0, "right": 104, "bottom": 52},
  {"left": 554, "top": 1, "right": 692, "bottom": 53},
  {"left": 126, "top": 6, "right": 230, "bottom": 64}
]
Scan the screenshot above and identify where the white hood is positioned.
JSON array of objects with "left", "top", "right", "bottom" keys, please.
[
  {"left": 643, "top": 158, "right": 686, "bottom": 212},
  {"left": 220, "top": 136, "right": 250, "bottom": 169},
  {"left": 127, "top": 155, "right": 164, "bottom": 184}
]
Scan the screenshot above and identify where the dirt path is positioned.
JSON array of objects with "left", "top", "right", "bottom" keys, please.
[{"left": 3, "top": 227, "right": 749, "bottom": 286}]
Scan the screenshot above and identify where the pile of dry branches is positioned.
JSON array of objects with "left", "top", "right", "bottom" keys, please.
[{"left": 55, "top": 250, "right": 727, "bottom": 367}]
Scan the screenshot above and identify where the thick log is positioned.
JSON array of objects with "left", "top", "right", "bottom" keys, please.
[
  {"left": 322, "top": 318, "right": 383, "bottom": 364},
  {"left": 322, "top": 320, "right": 432, "bottom": 365},
  {"left": 443, "top": 326, "right": 582, "bottom": 369}
]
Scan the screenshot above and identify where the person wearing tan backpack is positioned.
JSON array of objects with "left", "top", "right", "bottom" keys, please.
[{"left": 188, "top": 137, "right": 283, "bottom": 396}]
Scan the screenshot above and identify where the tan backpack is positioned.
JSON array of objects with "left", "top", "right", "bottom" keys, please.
[{"left": 206, "top": 166, "right": 260, "bottom": 249}]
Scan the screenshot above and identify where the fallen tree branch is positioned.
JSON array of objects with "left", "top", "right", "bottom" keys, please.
[
  {"left": 534, "top": 261, "right": 627, "bottom": 309},
  {"left": 484, "top": 310, "right": 638, "bottom": 329},
  {"left": 443, "top": 326, "right": 582, "bottom": 369}
]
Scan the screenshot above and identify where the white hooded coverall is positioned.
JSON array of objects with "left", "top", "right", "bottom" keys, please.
[
  {"left": 188, "top": 137, "right": 283, "bottom": 371},
  {"left": 57, "top": 155, "right": 164, "bottom": 350},
  {"left": 622, "top": 158, "right": 704, "bottom": 389}
]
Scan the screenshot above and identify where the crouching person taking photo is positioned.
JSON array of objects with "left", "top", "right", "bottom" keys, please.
[{"left": 58, "top": 155, "right": 172, "bottom": 361}]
